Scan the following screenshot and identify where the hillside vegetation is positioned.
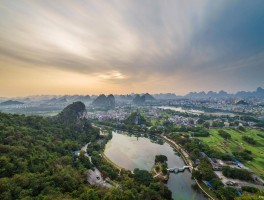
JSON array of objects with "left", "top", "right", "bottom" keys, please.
[
  {"left": 0, "top": 111, "right": 98, "bottom": 199},
  {"left": 198, "top": 128, "right": 264, "bottom": 178},
  {"left": 0, "top": 104, "right": 172, "bottom": 200}
]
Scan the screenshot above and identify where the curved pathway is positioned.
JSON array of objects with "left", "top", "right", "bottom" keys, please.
[{"left": 80, "top": 143, "right": 113, "bottom": 188}]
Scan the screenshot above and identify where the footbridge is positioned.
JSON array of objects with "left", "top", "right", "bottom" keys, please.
[{"left": 167, "top": 166, "right": 192, "bottom": 173}]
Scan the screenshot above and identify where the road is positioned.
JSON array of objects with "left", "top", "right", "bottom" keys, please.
[
  {"left": 81, "top": 142, "right": 92, "bottom": 162},
  {"left": 162, "top": 135, "right": 193, "bottom": 167},
  {"left": 215, "top": 171, "right": 264, "bottom": 190},
  {"left": 80, "top": 143, "right": 113, "bottom": 188}
]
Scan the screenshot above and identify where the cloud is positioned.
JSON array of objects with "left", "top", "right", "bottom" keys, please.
[{"left": 0, "top": 0, "right": 263, "bottom": 95}]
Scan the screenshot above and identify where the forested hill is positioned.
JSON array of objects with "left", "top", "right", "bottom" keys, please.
[
  {"left": 0, "top": 110, "right": 172, "bottom": 200},
  {"left": 55, "top": 101, "right": 87, "bottom": 124},
  {"left": 125, "top": 112, "right": 149, "bottom": 125},
  {"left": 0, "top": 111, "right": 99, "bottom": 199}
]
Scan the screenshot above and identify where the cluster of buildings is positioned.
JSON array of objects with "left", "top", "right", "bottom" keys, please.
[
  {"left": 207, "top": 102, "right": 264, "bottom": 116},
  {"left": 169, "top": 98, "right": 264, "bottom": 116},
  {"left": 200, "top": 152, "right": 264, "bottom": 189},
  {"left": 168, "top": 115, "right": 198, "bottom": 126},
  {"left": 85, "top": 104, "right": 260, "bottom": 128},
  {"left": 86, "top": 108, "right": 129, "bottom": 121}
]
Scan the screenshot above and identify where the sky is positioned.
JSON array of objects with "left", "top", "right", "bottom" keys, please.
[{"left": 0, "top": 0, "right": 264, "bottom": 97}]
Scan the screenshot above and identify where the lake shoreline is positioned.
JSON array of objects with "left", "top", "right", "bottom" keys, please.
[{"left": 102, "top": 129, "right": 208, "bottom": 200}]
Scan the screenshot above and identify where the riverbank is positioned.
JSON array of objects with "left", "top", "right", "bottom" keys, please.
[
  {"left": 161, "top": 135, "right": 218, "bottom": 200},
  {"left": 91, "top": 124, "right": 131, "bottom": 174},
  {"left": 101, "top": 153, "right": 131, "bottom": 176}
]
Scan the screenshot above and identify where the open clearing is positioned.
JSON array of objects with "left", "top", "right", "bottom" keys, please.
[{"left": 198, "top": 128, "right": 264, "bottom": 178}]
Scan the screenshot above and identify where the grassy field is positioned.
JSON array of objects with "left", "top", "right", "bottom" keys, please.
[{"left": 198, "top": 128, "right": 264, "bottom": 177}]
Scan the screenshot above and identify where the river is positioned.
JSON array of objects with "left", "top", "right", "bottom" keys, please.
[
  {"left": 104, "top": 131, "right": 207, "bottom": 200},
  {"left": 159, "top": 106, "right": 235, "bottom": 117}
]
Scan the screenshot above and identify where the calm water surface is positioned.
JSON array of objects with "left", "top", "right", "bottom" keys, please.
[
  {"left": 104, "top": 131, "right": 207, "bottom": 200},
  {"left": 159, "top": 106, "right": 235, "bottom": 117}
]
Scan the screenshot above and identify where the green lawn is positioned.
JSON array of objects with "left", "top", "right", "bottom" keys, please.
[
  {"left": 198, "top": 128, "right": 264, "bottom": 177},
  {"left": 151, "top": 119, "right": 164, "bottom": 126}
]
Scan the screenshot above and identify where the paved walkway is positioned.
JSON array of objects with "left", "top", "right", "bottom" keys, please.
[{"left": 81, "top": 143, "right": 113, "bottom": 188}]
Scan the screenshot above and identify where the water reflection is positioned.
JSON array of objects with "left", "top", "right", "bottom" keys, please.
[{"left": 116, "top": 130, "right": 164, "bottom": 145}]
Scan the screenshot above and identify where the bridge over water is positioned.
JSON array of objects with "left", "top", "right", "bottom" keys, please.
[{"left": 167, "top": 166, "right": 192, "bottom": 173}]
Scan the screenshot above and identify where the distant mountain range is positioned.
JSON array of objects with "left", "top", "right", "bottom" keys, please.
[
  {"left": 132, "top": 93, "right": 156, "bottom": 105},
  {"left": 152, "top": 93, "right": 177, "bottom": 99},
  {"left": 0, "top": 100, "right": 24, "bottom": 106},
  {"left": 44, "top": 95, "right": 91, "bottom": 104},
  {"left": 1, "top": 87, "right": 263, "bottom": 104},
  {"left": 132, "top": 94, "right": 145, "bottom": 105},
  {"left": 92, "top": 94, "right": 115, "bottom": 108},
  {"left": 115, "top": 94, "right": 133, "bottom": 101},
  {"left": 185, "top": 87, "right": 264, "bottom": 99}
]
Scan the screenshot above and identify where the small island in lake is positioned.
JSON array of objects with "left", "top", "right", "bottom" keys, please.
[{"left": 151, "top": 155, "right": 169, "bottom": 182}]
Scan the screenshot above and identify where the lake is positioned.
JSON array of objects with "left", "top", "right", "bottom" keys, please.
[{"left": 104, "top": 131, "right": 207, "bottom": 200}]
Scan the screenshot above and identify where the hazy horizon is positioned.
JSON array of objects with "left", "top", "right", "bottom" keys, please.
[
  {"left": 1, "top": 86, "right": 263, "bottom": 99},
  {"left": 1, "top": 0, "right": 264, "bottom": 97}
]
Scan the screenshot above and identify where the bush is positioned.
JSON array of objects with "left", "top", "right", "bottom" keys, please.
[
  {"left": 197, "top": 119, "right": 205, "bottom": 125},
  {"left": 162, "top": 168, "right": 167, "bottom": 175},
  {"left": 211, "top": 178, "right": 224, "bottom": 190},
  {"left": 242, "top": 136, "right": 257, "bottom": 145},
  {"left": 241, "top": 186, "right": 259, "bottom": 193},
  {"left": 192, "top": 170, "right": 202, "bottom": 181},
  {"left": 216, "top": 187, "right": 238, "bottom": 200},
  {"left": 221, "top": 154, "right": 234, "bottom": 161},
  {"left": 238, "top": 126, "right": 246, "bottom": 132},
  {"left": 233, "top": 150, "right": 253, "bottom": 162},
  {"left": 133, "top": 169, "right": 153, "bottom": 186},
  {"left": 203, "top": 122, "right": 210, "bottom": 129},
  {"left": 198, "top": 159, "right": 216, "bottom": 181},
  {"left": 218, "top": 130, "right": 231, "bottom": 139},
  {"left": 222, "top": 166, "right": 253, "bottom": 182},
  {"left": 192, "top": 131, "right": 210, "bottom": 137},
  {"left": 155, "top": 155, "right": 168, "bottom": 163},
  {"left": 212, "top": 121, "right": 224, "bottom": 128}
]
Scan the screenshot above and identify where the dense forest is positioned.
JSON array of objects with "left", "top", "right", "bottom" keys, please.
[
  {"left": 0, "top": 102, "right": 172, "bottom": 200},
  {"left": 0, "top": 109, "right": 98, "bottom": 199}
]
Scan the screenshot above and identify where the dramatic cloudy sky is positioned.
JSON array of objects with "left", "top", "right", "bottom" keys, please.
[{"left": 0, "top": 0, "right": 264, "bottom": 96}]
